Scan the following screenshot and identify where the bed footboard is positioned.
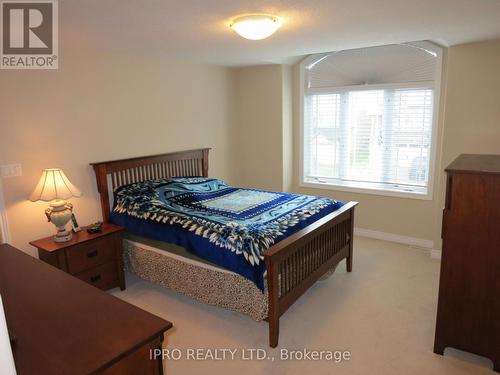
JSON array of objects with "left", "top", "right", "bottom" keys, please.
[{"left": 263, "top": 201, "right": 357, "bottom": 347}]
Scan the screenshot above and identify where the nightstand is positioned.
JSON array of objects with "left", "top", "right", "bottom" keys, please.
[{"left": 30, "top": 223, "right": 125, "bottom": 291}]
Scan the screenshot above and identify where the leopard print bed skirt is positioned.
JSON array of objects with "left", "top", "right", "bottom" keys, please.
[
  {"left": 123, "top": 240, "right": 269, "bottom": 320},
  {"left": 123, "top": 240, "right": 338, "bottom": 321}
]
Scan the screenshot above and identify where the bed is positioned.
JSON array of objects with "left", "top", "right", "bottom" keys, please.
[{"left": 91, "top": 148, "right": 358, "bottom": 347}]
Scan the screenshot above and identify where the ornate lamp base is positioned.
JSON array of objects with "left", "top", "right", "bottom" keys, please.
[
  {"left": 54, "top": 228, "right": 73, "bottom": 243},
  {"left": 46, "top": 200, "right": 74, "bottom": 243}
]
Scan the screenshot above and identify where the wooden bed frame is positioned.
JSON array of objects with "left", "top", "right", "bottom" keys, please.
[{"left": 91, "top": 148, "right": 358, "bottom": 347}]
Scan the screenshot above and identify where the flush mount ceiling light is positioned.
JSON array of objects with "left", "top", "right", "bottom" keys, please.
[{"left": 230, "top": 14, "right": 282, "bottom": 40}]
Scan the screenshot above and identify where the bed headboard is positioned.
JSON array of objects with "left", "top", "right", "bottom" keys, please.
[{"left": 90, "top": 148, "right": 210, "bottom": 222}]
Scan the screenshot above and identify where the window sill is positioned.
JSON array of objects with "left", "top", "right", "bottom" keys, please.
[{"left": 300, "top": 181, "right": 433, "bottom": 201}]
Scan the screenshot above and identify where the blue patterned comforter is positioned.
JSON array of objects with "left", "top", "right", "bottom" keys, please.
[{"left": 110, "top": 177, "right": 344, "bottom": 291}]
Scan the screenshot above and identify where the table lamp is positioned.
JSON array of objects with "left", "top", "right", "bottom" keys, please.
[{"left": 29, "top": 169, "right": 82, "bottom": 243}]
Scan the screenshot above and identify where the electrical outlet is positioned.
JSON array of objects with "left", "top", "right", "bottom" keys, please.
[{"left": 0, "top": 164, "right": 22, "bottom": 178}]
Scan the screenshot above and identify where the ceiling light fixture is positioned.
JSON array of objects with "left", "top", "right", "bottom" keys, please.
[{"left": 230, "top": 14, "right": 282, "bottom": 40}]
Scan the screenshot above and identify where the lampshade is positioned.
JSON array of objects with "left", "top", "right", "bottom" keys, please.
[{"left": 29, "top": 168, "right": 82, "bottom": 202}]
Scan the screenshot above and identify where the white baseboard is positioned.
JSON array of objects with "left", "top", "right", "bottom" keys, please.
[{"left": 354, "top": 227, "right": 436, "bottom": 253}]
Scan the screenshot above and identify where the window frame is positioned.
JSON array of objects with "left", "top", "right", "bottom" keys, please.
[{"left": 299, "top": 42, "right": 443, "bottom": 200}]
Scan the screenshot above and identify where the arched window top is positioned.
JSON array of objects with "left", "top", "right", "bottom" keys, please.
[{"left": 304, "top": 41, "right": 441, "bottom": 90}]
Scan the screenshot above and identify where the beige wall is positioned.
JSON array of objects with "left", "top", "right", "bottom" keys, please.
[
  {"left": 282, "top": 65, "right": 294, "bottom": 192},
  {"left": 0, "top": 50, "right": 236, "bottom": 255},
  {"left": 231, "top": 65, "right": 285, "bottom": 191},
  {"left": 432, "top": 39, "right": 500, "bottom": 244},
  {"left": 231, "top": 64, "right": 294, "bottom": 192}
]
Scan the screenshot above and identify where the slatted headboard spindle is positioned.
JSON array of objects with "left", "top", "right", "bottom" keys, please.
[{"left": 90, "top": 148, "right": 210, "bottom": 222}]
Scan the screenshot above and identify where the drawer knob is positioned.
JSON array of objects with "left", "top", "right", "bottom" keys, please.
[
  {"left": 90, "top": 274, "right": 101, "bottom": 283},
  {"left": 87, "top": 250, "right": 98, "bottom": 258}
]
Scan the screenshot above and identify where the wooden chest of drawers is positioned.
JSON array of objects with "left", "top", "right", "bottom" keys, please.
[
  {"left": 30, "top": 223, "right": 125, "bottom": 291},
  {"left": 434, "top": 154, "right": 500, "bottom": 372},
  {"left": 1, "top": 243, "right": 171, "bottom": 374}
]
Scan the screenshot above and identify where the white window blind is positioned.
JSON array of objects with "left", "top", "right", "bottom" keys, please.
[{"left": 302, "top": 42, "right": 442, "bottom": 197}]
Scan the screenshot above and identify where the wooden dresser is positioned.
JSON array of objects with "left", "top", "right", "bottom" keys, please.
[
  {"left": 30, "top": 223, "right": 125, "bottom": 291},
  {"left": 434, "top": 154, "right": 500, "bottom": 372},
  {"left": 0, "top": 243, "right": 172, "bottom": 374}
]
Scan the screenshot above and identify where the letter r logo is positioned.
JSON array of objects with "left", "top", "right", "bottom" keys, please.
[{"left": 2, "top": 2, "right": 53, "bottom": 54}]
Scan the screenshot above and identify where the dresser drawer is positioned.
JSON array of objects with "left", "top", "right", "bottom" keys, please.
[
  {"left": 66, "top": 236, "right": 117, "bottom": 274},
  {"left": 74, "top": 261, "right": 119, "bottom": 290}
]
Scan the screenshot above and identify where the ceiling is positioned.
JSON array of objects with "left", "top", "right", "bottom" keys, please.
[{"left": 62, "top": 0, "right": 500, "bottom": 66}]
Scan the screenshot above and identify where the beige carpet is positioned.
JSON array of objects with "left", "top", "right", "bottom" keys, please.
[{"left": 112, "top": 237, "right": 495, "bottom": 374}]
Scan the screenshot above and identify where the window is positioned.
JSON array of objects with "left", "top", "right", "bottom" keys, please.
[{"left": 301, "top": 42, "right": 442, "bottom": 198}]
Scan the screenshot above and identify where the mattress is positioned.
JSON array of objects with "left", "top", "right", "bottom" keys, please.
[
  {"left": 111, "top": 177, "right": 344, "bottom": 290},
  {"left": 123, "top": 232, "right": 218, "bottom": 268}
]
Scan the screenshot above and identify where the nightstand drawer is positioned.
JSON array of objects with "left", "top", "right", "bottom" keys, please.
[
  {"left": 74, "top": 261, "right": 119, "bottom": 290},
  {"left": 31, "top": 223, "right": 125, "bottom": 291},
  {"left": 66, "top": 236, "right": 117, "bottom": 274}
]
